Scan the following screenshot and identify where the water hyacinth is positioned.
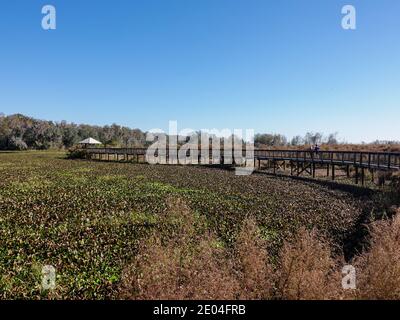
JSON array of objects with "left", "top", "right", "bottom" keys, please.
[{"left": 0, "top": 151, "right": 384, "bottom": 299}]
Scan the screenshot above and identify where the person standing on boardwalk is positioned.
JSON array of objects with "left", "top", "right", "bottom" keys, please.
[{"left": 310, "top": 144, "right": 320, "bottom": 159}]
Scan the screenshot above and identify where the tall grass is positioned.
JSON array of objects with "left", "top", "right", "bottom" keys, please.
[
  {"left": 120, "top": 199, "right": 400, "bottom": 300},
  {"left": 274, "top": 228, "right": 341, "bottom": 300},
  {"left": 354, "top": 210, "right": 400, "bottom": 299},
  {"left": 119, "top": 198, "right": 241, "bottom": 299}
]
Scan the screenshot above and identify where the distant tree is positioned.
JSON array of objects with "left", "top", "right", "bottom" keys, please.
[
  {"left": 62, "top": 126, "right": 79, "bottom": 148},
  {"left": 304, "top": 132, "right": 323, "bottom": 145},
  {"left": 255, "top": 133, "right": 287, "bottom": 147},
  {"left": 326, "top": 132, "right": 339, "bottom": 145},
  {"left": 8, "top": 137, "right": 28, "bottom": 150},
  {"left": 290, "top": 135, "right": 304, "bottom": 146},
  {"left": 0, "top": 114, "right": 147, "bottom": 150},
  {"left": 99, "top": 125, "right": 114, "bottom": 146}
]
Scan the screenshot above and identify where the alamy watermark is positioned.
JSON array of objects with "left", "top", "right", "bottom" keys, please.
[
  {"left": 342, "top": 265, "right": 356, "bottom": 290},
  {"left": 41, "top": 5, "right": 356, "bottom": 31},
  {"left": 342, "top": 5, "right": 356, "bottom": 30},
  {"left": 145, "top": 121, "right": 255, "bottom": 176},
  {"left": 41, "top": 5, "right": 56, "bottom": 30},
  {"left": 41, "top": 265, "right": 56, "bottom": 290}
]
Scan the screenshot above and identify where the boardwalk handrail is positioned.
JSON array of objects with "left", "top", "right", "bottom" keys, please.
[
  {"left": 253, "top": 149, "right": 400, "bottom": 171},
  {"left": 83, "top": 147, "right": 400, "bottom": 171},
  {"left": 81, "top": 147, "right": 400, "bottom": 186},
  {"left": 84, "top": 147, "right": 400, "bottom": 156},
  {"left": 255, "top": 149, "right": 400, "bottom": 156}
]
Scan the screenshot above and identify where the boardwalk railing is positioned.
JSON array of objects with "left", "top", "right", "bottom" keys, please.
[
  {"left": 84, "top": 147, "right": 400, "bottom": 171},
  {"left": 82, "top": 147, "right": 400, "bottom": 185},
  {"left": 254, "top": 150, "right": 400, "bottom": 171},
  {"left": 85, "top": 147, "right": 147, "bottom": 155}
]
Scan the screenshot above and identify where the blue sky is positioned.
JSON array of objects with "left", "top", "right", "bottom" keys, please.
[{"left": 0, "top": 0, "right": 399, "bottom": 143}]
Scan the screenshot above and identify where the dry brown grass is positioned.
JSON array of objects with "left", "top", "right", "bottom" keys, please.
[
  {"left": 274, "top": 228, "right": 342, "bottom": 300},
  {"left": 119, "top": 233, "right": 242, "bottom": 300},
  {"left": 120, "top": 198, "right": 400, "bottom": 300},
  {"left": 119, "top": 198, "right": 241, "bottom": 300},
  {"left": 353, "top": 209, "right": 400, "bottom": 299},
  {"left": 235, "top": 218, "right": 273, "bottom": 299},
  {"left": 320, "top": 144, "right": 400, "bottom": 153}
]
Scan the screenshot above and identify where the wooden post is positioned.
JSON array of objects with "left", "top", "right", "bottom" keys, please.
[
  {"left": 355, "top": 166, "right": 359, "bottom": 184},
  {"left": 326, "top": 164, "right": 330, "bottom": 177},
  {"left": 331, "top": 165, "right": 335, "bottom": 181},
  {"left": 273, "top": 161, "right": 276, "bottom": 174},
  {"left": 361, "top": 167, "right": 365, "bottom": 186},
  {"left": 346, "top": 165, "right": 350, "bottom": 178},
  {"left": 312, "top": 163, "right": 316, "bottom": 178}
]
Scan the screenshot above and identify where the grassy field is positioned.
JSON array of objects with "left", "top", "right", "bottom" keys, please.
[{"left": 0, "top": 151, "right": 384, "bottom": 299}]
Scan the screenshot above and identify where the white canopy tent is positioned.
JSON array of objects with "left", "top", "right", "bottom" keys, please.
[{"left": 78, "top": 137, "right": 102, "bottom": 148}]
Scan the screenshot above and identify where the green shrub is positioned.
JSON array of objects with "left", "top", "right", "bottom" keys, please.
[{"left": 66, "top": 147, "right": 87, "bottom": 159}]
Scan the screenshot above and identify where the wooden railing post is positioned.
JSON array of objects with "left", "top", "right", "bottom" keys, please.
[{"left": 355, "top": 166, "right": 359, "bottom": 184}]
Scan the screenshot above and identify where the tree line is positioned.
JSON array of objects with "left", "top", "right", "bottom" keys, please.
[
  {"left": 254, "top": 132, "right": 340, "bottom": 147},
  {"left": 0, "top": 113, "right": 398, "bottom": 150},
  {"left": 0, "top": 114, "right": 146, "bottom": 150}
]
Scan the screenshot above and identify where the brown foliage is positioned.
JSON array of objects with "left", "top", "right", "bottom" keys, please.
[
  {"left": 235, "top": 218, "right": 273, "bottom": 299},
  {"left": 119, "top": 198, "right": 241, "bottom": 300},
  {"left": 354, "top": 210, "right": 400, "bottom": 299},
  {"left": 274, "top": 228, "right": 341, "bottom": 300},
  {"left": 120, "top": 198, "right": 400, "bottom": 300}
]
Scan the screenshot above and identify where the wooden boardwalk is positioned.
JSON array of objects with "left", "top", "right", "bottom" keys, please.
[
  {"left": 254, "top": 149, "right": 400, "bottom": 185},
  {"left": 82, "top": 147, "right": 400, "bottom": 186}
]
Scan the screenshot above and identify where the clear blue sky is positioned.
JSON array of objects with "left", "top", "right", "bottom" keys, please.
[{"left": 1, "top": 0, "right": 399, "bottom": 143}]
